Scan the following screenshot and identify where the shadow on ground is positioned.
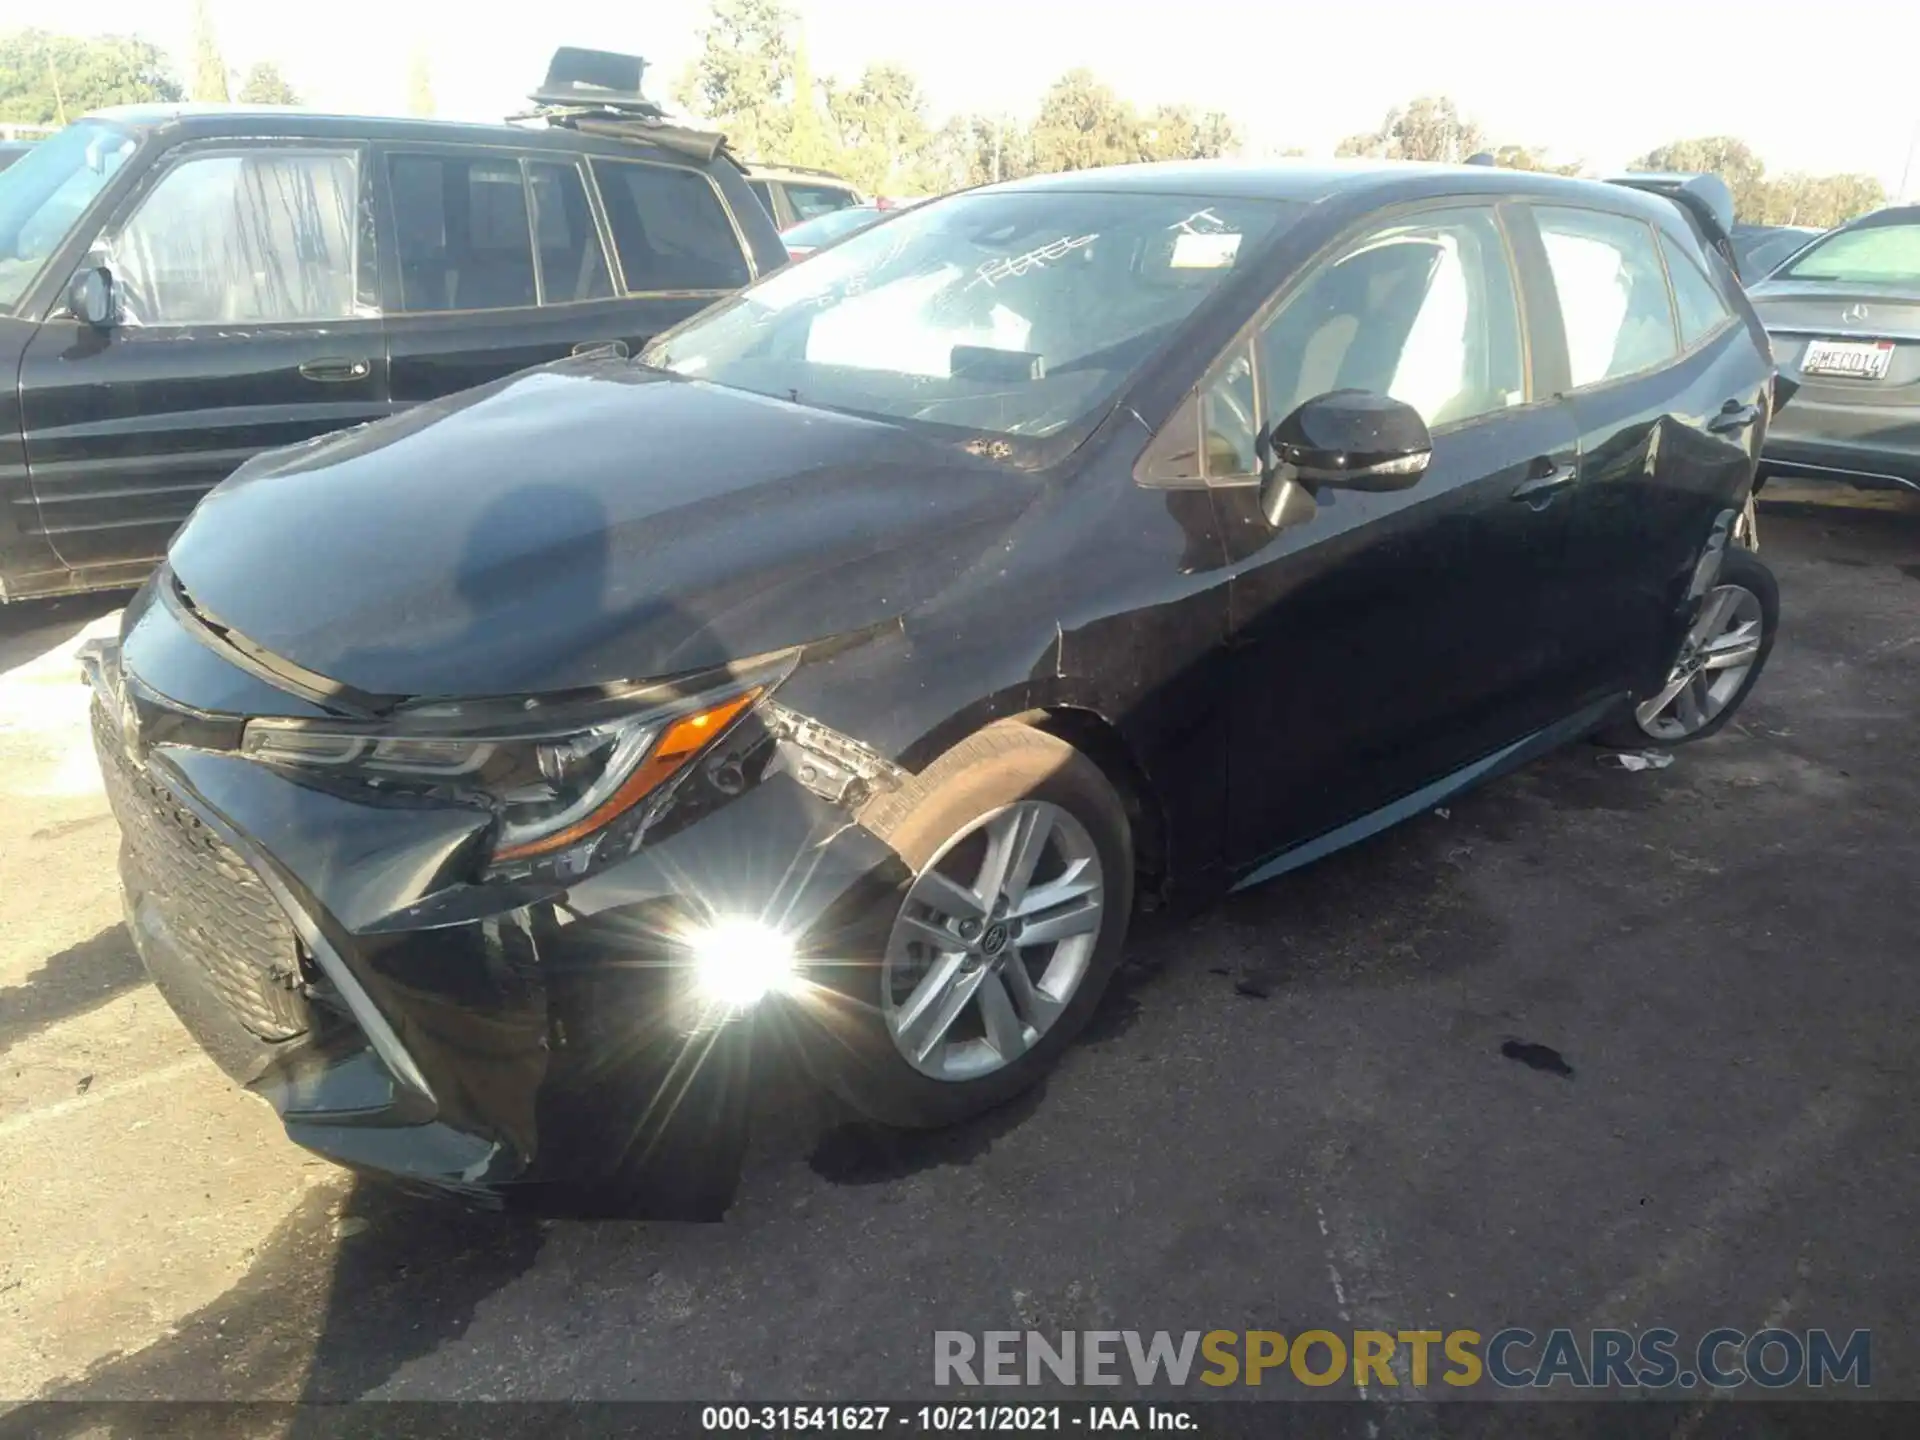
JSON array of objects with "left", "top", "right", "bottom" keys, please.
[
  {"left": 9, "top": 1181, "right": 544, "bottom": 1423},
  {"left": 0, "top": 925, "right": 145, "bottom": 1058},
  {"left": 0, "top": 593, "right": 130, "bottom": 679}
]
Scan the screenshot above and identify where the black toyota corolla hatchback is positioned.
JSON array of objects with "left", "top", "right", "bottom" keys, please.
[{"left": 84, "top": 160, "right": 1780, "bottom": 1214}]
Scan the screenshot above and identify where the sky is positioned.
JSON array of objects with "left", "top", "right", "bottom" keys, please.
[{"left": 12, "top": 0, "right": 1920, "bottom": 198}]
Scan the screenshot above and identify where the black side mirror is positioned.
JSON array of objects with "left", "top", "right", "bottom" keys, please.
[
  {"left": 1266, "top": 389, "right": 1432, "bottom": 495},
  {"left": 67, "top": 266, "right": 116, "bottom": 329}
]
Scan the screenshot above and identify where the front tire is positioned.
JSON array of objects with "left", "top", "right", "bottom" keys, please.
[
  {"left": 808, "top": 723, "right": 1134, "bottom": 1130},
  {"left": 1599, "top": 546, "right": 1779, "bottom": 748}
]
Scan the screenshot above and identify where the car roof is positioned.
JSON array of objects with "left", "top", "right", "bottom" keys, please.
[
  {"left": 1835, "top": 203, "right": 1920, "bottom": 231},
  {"left": 82, "top": 103, "right": 721, "bottom": 165},
  {"left": 743, "top": 163, "right": 858, "bottom": 186},
  {"left": 976, "top": 158, "right": 1680, "bottom": 218}
]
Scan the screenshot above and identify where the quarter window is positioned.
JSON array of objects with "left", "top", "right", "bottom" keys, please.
[
  {"left": 528, "top": 161, "right": 613, "bottom": 304},
  {"left": 113, "top": 149, "right": 362, "bottom": 325},
  {"left": 1660, "top": 231, "right": 1733, "bottom": 347},
  {"left": 387, "top": 152, "right": 538, "bottom": 313},
  {"left": 1534, "top": 207, "right": 1679, "bottom": 387},
  {"left": 1202, "top": 346, "right": 1259, "bottom": 479},
  {"left": 590, "top": 160, "right": 750, "bottom": 293}
]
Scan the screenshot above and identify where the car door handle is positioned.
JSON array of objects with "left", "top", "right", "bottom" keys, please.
[
  {"left": 1510, "top": 459, "right": 1578, "bottom": 505},
  {"left": 572, "top": 339, "right": 629, "bottom": 360},
  {"left": 1708, "top": 401, "right": 1760, "bottom": 434},
  {"left": 298, "top": 357, "right": 372, "bottom": 383}
]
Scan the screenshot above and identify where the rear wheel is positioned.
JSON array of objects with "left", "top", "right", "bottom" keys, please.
[
  {"left": 812, "top": 723, "right": 1134, "bottom": 1129},
  {"left": 1599, "top": 546, "right": 1778, "bottom": 747}
]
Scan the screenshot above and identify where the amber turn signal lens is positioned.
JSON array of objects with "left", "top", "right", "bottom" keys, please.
[{"left": 492, "top": 689, "right": 760, "bottom": 861}]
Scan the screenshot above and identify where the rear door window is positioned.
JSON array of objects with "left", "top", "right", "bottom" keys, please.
[
  {"left": 1533, "top": 206, "right": 1679, "bottom": 388},
  {"left": 590, "top": 159, "right": 750, "bottom": 293},
  {"left": 527, "top": 160, "right": 613, "bottom": 305},
  {"left": 386, "top": 151, "right": 538, "bottom": 313},
  {"left": 113, "top": 148, "right": 363, "bottom": 325}
]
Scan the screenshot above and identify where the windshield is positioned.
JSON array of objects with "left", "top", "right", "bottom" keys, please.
[
  {"left": 0, "top": 120, "right": 136, "bottom": 311},
  {"left": 1780, "top": 221, "right": 1920, "bottom": 285},
  {"left": 646, "top": 189, "right": 1302, "bottom": 441}
]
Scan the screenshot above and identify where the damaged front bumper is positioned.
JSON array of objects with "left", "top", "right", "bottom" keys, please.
[{"left": 80, "top": 592, "right": 907, "bottom": 1215}]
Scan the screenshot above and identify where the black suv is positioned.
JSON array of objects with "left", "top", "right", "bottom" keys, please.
[{"left": 0, "top": 52, "right": 784, "bottom": 601}]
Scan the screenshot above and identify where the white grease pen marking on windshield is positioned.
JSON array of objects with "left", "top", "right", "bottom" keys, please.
[
  {"left": 972, "top": 234, "right": 1098, "bottom": 288},
  {"left": 1169, "top": 207, "right": 1227, "bottom": 234}
]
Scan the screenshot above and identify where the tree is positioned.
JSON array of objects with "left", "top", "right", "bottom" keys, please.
[
  {"left": 674, "top": 0, "right": 796, "bottom": 162},
  {"left": 1487, "top": 143, "right": 1582, "bottom": 175},
  {"left": 1753, "top": 172, "right": 1885, "bottom": 228},
  {"left": 934, "top": 112, "right": 1035, "bottom": 189},
  {"left": 0, "top": 29, "right": 183, "bottom": 124},
  {"left": 668, "top": 0, "right": 1247, "bottom": 193},
  {"left": 406, "top": 49, "right": 434, "bottom": 118},
  {"left": 1030, "top": 70, "right": 1139, "bottom": 173},
  {"left": 783, "top": 31, "right": 837, "bottom": 170},
  {"left": 1630, "top": 136, "right": 1766, "bottom": 217},
  {"left": 827, "top": 64, "right": 936, "bottom": 193},
  {"left": 1632, "top": 135, "right": 1883, "bottom": 226},
  {"left": 190, "top": 0, "right": 229, "bottom": 103},
  {"left": 1137, "top": 104, "right": 1240, "bottom": 162},
  {"left": 1337, "top": 96, "right": 1486, "bottom": 163},
  {"left": 236, "top": 61, "right": 298, "bottom": 106}
]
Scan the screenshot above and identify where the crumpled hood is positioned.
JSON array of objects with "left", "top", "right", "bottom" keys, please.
[{"left": 166, "top": 360, "right": 1037, "bottom": 699}]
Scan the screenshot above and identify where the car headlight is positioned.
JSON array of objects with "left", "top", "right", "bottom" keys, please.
[{"left": 240, "top": 675, "right": 775, "bottom": 868}]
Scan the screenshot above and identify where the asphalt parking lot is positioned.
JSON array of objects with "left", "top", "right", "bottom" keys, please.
[{"left": 2, "top": 497, "right": 1917, "bottom": 1418}]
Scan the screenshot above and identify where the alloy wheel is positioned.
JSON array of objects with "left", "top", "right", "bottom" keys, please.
[
  {"left": 881, "top": 800, "right": 1105, "bottom": 1081},
  {"left": 1635, "top": 583, "right": 1766, "bottom": 741}
]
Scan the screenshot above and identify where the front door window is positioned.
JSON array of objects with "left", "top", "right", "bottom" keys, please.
[
  {"left": 1257, "top": 207, "right": 1527, "bottom": 435},
  {"left": 112, "top": 149, "right": 364, "bottom": 325}
]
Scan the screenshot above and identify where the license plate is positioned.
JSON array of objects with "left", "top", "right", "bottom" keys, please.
[{"left": 1801, "top": 338, "right": 1894, "bottom": 380}]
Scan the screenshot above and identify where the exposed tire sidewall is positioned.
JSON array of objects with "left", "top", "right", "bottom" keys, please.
[
  {"left": 1604, "top": 546, "right": 1780, "bottom": 749},
  {"left": 805, "top": 726, "right": 1134, "bottom": 1130}
]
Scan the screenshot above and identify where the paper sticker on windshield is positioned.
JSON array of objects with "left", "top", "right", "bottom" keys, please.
[{"left": 1170, "top": 232, "right": 1242, "bottom": 269}]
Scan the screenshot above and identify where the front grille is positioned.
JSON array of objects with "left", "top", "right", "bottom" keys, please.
[{"left": 93, "top": 702, "right": 310, "bottom": 1041}]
